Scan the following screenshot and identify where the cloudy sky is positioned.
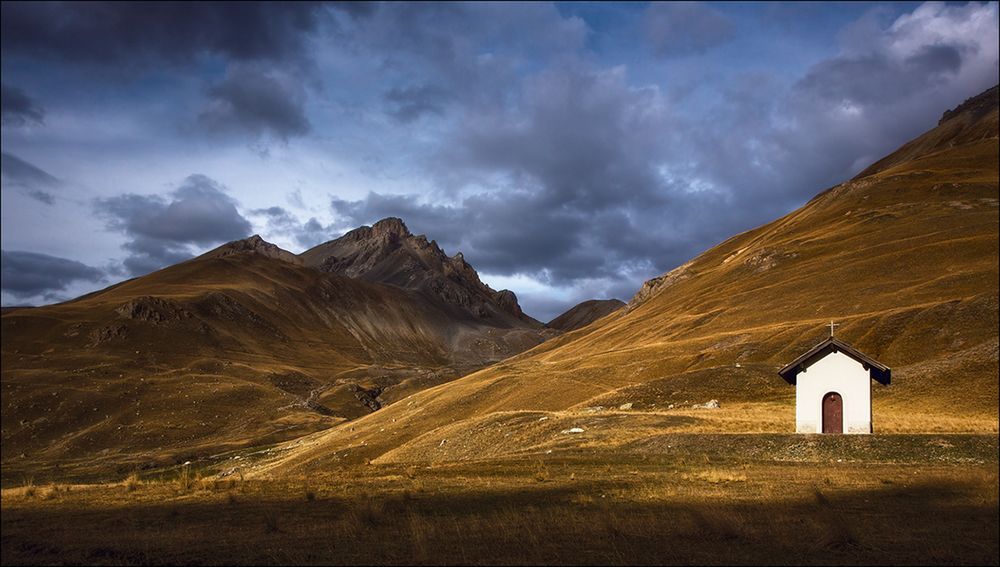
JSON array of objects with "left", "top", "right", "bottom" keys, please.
[{"left": 2, "top": 1, "right": 997, "bottom": 320}]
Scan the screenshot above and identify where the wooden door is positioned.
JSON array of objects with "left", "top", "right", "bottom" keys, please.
[{"left": 822, "top": 392, "right": 843, "bottom": 434}]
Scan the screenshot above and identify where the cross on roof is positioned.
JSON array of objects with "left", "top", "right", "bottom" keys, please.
[{"left": 829, "top": 320, "right": 840, "bottom": 337}]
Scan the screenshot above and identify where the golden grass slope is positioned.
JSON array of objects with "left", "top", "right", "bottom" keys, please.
[
  {"left": 1, "top": 247, "right": 550, "bottom": 483},
  {"left": 259, "top": 89, "right": 999, "bottom": 476}
]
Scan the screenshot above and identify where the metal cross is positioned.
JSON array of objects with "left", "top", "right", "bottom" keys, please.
[{"left": 829, "top": 320, "right": 840, "bottom": 337}]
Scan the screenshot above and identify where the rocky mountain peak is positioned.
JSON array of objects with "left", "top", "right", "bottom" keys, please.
[
  {"left": 201, "top": 234, "right": 302, "bottom": 265},
  {"left": 299, "top": 218, "right": 537, "bottom": 325},
  {"left": 371, "top": 217, "right": 411, "bottom": 238},
  {"left": 495, "top": 290, "right": 524, "bottom": 319}
]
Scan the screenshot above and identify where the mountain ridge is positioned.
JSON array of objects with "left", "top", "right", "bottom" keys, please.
[
  {"left": 300, "top": 217, "right": 537, "bottom": 326},
  {"left": 0, "top": 219, "right": 556, "bottom": 481}
]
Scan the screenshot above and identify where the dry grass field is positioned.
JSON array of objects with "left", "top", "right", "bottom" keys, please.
[{"left": 2, "top": 434, "right": 996, "bottom": 565}]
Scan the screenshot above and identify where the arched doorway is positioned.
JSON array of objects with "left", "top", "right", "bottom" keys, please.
[{"left": 822, "top": 392, "right": 843, "bottom": 434}]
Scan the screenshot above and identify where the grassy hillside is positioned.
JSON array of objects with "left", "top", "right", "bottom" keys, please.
[
  {"left": 547, "top": 299, "right": 626, "bottom": 332},
  {"left": 1, "top": 247, "right": 551, "bottom": 483},
  {"left": 258, "top": 89, "right": 998, "bottom": 476}
]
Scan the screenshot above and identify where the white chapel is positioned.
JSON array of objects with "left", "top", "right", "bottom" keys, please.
[{"left": 778, "top": 330, "right": 891, "bottom": 434}]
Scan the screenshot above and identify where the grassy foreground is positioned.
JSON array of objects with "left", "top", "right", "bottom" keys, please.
[{"left": 2, "top": 434, "right": 997, "bottom": 565}]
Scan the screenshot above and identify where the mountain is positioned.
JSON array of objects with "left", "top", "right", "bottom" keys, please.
[
  {"left": 546, "top": 299, "right": 625, "bottom": 332},
  {"left": 260, "top": 85, "right": 999, "bottom": 475},
  {"left": 0, "top": 220, "right": 554, "bottom": 481},
  {"left": 300, "top": 217, "right": 537, "bottom": 325}
]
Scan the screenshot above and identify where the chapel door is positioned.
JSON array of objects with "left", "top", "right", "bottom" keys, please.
[{"left": 822, "top": 392, "right": 843, "bottom": 434}]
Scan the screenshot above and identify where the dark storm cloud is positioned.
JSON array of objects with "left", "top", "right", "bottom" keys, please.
[
  {"left": 199, "top": 66, "right": 310, "bottom": 141},
  {"left": 797, "top": 44, "right": 964, "bottom": 106},
  {"left": 338, "top": 2, "right": 587, "bottom": 121},
  {"left": 383, "top": 84, "right": 451, "bottom": 123},
  {"left": 329, "top": 1, "right": 377, "bottom": 19},
  {"left": 249, "top": 206, "right": 333, "bottom": 248},
  {"left": 331, "top": 192, "right": 466, "bottom": 247},
  {"left": 657, "top": 4, "right": 996, "bottom": 237},
  {"left": 94, "top": 174, "right": 252, "bottom": 276},
  {"left": 1, "top": 152, "right": 60, "bottom": 205},
  {"left": 1, "top": 83, "right": 45, "bottom": 126},
  {"left": 329, "top": 0, "right": 997, "bottom": 318},
  {"left": 1, "top": 250, "right": 105, "bottom": 301},
  {"left": 4, "top": 1, "right": 996, "bottom": 317},
  {"left": 332, "top": 63, "right": 733, "bottom": 292},
  {"left": 0, "top": 1, "right": 326, "bottom": 68},
  {"left": 644, "top": 2, "right": 736, "bottom": 58},
  {"left": 442, "top": 65, "right": 670, "bottom": 209}
]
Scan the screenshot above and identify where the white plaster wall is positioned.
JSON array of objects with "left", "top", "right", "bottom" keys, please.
[{"left": 795, "top": 350, "right": 871, "bottom": 434}]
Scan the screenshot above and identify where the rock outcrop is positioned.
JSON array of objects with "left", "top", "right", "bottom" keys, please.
[{"left": 939, "top": 84, "right": 999, "bottom": 125}]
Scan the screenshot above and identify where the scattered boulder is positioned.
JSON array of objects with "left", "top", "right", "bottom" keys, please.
[
  {"left": 618, "top": 402, "right": 633, "bottom": 411},
  {"left": 692, "top": 399, "right": 721, "bottom": 409},
  {"left": 562, "top": 427, "right": 586, "bottom": 434}
]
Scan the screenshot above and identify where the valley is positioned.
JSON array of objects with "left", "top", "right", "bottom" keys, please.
[{"left": 2, "top": 84, "right": 997, "bottom": 566}]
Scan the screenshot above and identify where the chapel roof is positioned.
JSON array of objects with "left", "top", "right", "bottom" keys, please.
[{"left": 778, "top": 336, "right": 891, "bottom": 385}]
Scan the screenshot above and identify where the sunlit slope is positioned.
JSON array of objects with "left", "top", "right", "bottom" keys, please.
[{"left": 262, "top": 89, "right": 998, "bottom": 475}]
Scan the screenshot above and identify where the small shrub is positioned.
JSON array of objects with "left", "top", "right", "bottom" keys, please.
[
  {"left": 534, "top": 461, "right": 550, "bottom": 483},
  {"left": 23, "top": 478, "right": 35, "bottom": 498},
  {"left": 404, "top": 465, "right": 419, "bottom": 479},
  {"left": 305, "top": 489, "right": 316, "bottom": 502},
  {"left": 125, "top": 472, "right": 141, "bottom": 492},
  {"left": 177, "top": 466, "right": 194, "bottom": 492},
  {"left": 197, "top": 476, "right": 217, "bottom": 492}
]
